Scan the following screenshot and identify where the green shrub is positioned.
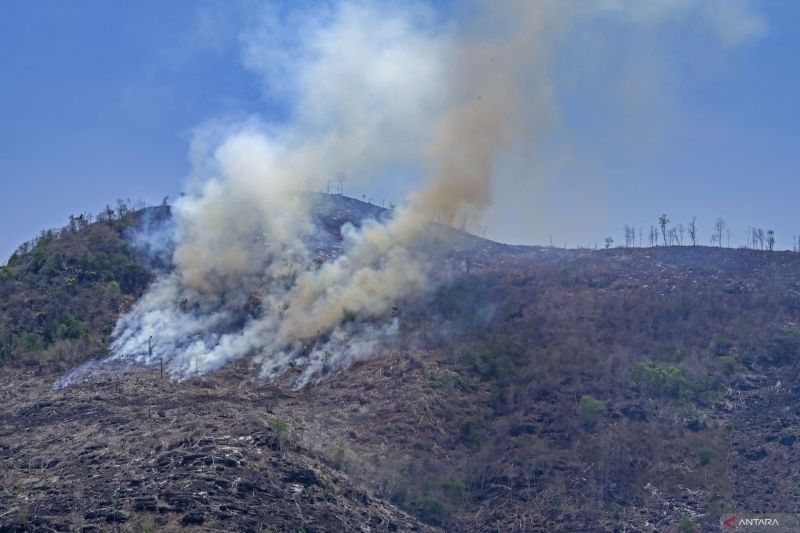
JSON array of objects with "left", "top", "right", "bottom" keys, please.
[
  {"left": 721, "top": 356, "right": 736, "bottom": 375},
  {"left": 272, "top": 418, "right": 289, "bottom": 450},
  {"left": 438, "top": 477, "right": 465, "bottom": 499},
  {"left": 711, "top": 338, "right": 733, "bottom": 357},
  {"left": 685, "top": 416, "right": 704, "bottom": 432},
  {"left": 0, "top": 340, "right": 11, "bottom": 363},
  {"left": 459, "top": 419, "right": 482, "bottom": 446},
  {"left": 468, "top": 349, "right": 515, "bottom": 383},
  {"left": 44, "top": 312, "right": 86, "bottom": 343},
  {"left": 426, "top": 373, "right": 447, "bottom": 389},
  {"left": 765, "top": 331, "right": 800, "bottom": 365},
  {"left": 415, "top": 496, "right": 448, "bottom": 524},
  {"left": 19, "top": 334, "right": 39, "bottom": 353},
  {"left": 106, "top": 280, "right": 121, "bottom": 296},
  {"left": 699, "top": 449, "right": 712, "bottom": 466},
  {"left": 578, "top": 395, "right": 606, "bottom": 421},
  {"left": 631, "top": 362, "right": 687, "bottom": 398},
  {"left": 330, "top": 445, "right": 349, "bottom": 471},
  {"left": 140, "top": 517, "right": 156, "bottom": 533}
]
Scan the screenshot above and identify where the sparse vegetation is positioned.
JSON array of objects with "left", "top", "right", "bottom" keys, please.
[
  {"left": 2, "top": 196, "right": 800, "bottom": 531},
  {"left": 620, "top": 215, "right": 785, "bottom": 251},
  {"left": 578, "top": 394, "right": 606, "bottom": 421}
]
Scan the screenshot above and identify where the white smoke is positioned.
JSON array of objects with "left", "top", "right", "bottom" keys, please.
[
  {"left": 92, "top": 0, "right": 768, "bottom": 387},
  {"left": 108, "top": 2, "right": 454, "bottom": 386}
]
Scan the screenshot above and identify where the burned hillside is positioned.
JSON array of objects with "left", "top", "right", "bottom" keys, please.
[{"left": 2, "top": 195, "right": 800, "bottom": 530}]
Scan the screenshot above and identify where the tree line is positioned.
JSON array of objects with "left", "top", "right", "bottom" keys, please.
[
  {"left": 7, "top": 198, "right": 159, "bottom": 262},
  {"left": 608, "top": 214, "right": 785, "bottom": 251}
]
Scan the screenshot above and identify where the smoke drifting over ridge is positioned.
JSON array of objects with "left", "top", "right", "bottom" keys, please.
[{"left": 90, "top": 0, "right": 766, "bottom": 387}]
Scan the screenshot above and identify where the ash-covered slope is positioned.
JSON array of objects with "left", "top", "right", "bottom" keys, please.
[{"left": 0, "top": 366, "right": 433, "bottom": 532}]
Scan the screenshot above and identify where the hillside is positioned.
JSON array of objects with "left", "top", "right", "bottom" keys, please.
[
  {"left": 0, "top": 204, "right": 166, "bottom": 367},
  {"left": 2, "top": 195, "right": 800, "bottom": 531}
]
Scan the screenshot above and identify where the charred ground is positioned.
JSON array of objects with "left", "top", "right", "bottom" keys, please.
[{"left": 2, "top": 194, "right": 800, "bottom": 531}]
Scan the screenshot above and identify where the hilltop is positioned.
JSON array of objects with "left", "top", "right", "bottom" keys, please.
[
  {"left": 0, "top": 205, "right": 162, "bottom": 367},
  {"left": 1, "top": 194, "right": 800, "bottom": 530}
]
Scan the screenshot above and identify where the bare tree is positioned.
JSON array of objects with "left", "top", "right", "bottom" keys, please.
[
  {"left": 659, "top": 214, "right": 670, "bottom": 246},
  {"left": 116, "top": 198, "right": 130, "bottom": 219},
  {"left": 668, "top": 227, "right": 679, "bottom": 246},
  {"left": 757, "top": 228, "right": 765, "bottom": 250},
  {"left": 714, "top": 218, "right": 726, "bottom": 248},
  {"left": 678, "top": 224, "right": 685, "bottom": 246},
  {"left": 688, "top": 217, "right": 697, "bottom": 246},
  {"left": 334, "top": 172, "right": 346, "bottom": 195},
  {"left": 624, "top": 224, "right": 638, "bottom": 247}
]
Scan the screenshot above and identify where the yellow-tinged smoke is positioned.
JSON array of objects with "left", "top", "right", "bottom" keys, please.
[{"left": 277, "top": 208, "right": 429, "bottom": 342}]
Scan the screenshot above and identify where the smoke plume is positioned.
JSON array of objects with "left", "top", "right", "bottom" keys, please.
[{"left": 91, "top": 0, "right": 767, "bottom": 387}]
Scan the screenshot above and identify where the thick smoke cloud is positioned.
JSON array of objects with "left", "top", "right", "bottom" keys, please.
[
  {"left": 108, "top": 2, "right": 457, "bottom": 386},
  {"left": 85, "top": 0, "right": 767, "bottom": 388}
]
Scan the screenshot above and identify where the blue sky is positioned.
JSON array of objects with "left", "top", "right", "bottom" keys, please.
[{"left": 1, "top": 0, "right": 799, "bottom": 259}]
